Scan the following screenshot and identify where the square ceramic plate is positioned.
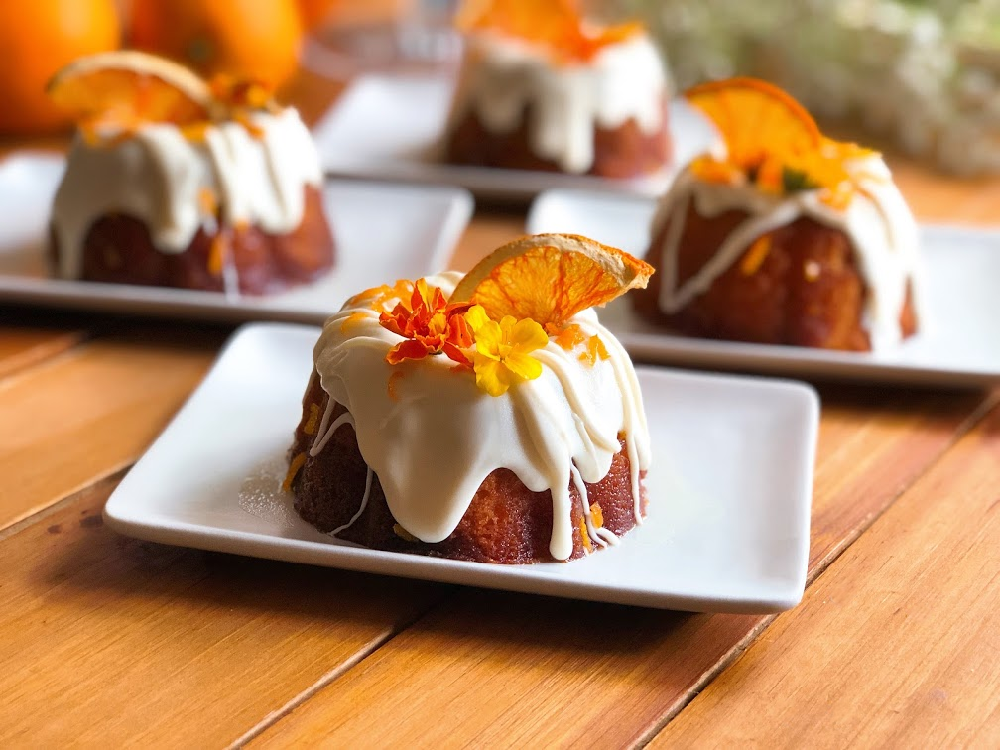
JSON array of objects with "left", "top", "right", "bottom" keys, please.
[
  {"left": 311, "top": 72, "right": 715, "bottom": 201},
  {"left": 104, "top": 322, "right": 818, "bottom": 613},
  {"left": 528, "top": 189, "right": 1000, "bottom": 387},
  {"left": 0, "top": 152, "right": 472, "bottom": 324}
]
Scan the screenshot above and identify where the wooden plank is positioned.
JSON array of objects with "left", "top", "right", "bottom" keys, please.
[
  {"left": 0, "top": 475, "right": 448, "bottom": 747},
  {"left": 0, "top": 335, "right": 218, "bottom": 530},
  {"left": 891, "top": 159, "right": 1000, "bottom": 226},
  {"left": 0, "top": 327, "right": 84, "bottom": 380},
  {"left": 246, "top": 386, "right": 989, "bottom": 748},
  {"left": 653, "top": 402, "right": 1000, "bottom": 748}
]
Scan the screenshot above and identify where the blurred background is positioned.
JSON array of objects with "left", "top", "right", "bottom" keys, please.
[{"left": 1, "top": 0, "right": 998, "bottom": 174}]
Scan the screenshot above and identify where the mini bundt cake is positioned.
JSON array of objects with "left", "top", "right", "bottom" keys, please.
[
  {"left": 443, "top": 0, "right": 672, "bottom": 179},
  {"left": 634, "top": 78, "right": 922, "bottom": 351},
  {"left": 285, "top": 234, "right": 655, "bottom": 563},
  {"left": 48, "top": 51, "right": 335, "bottom": 295}
]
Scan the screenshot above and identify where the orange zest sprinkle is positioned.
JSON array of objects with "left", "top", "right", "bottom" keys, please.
[
  {"left": 740, "top": 235, "right": 773, "bottom": 276},
  {"left": 197, "top": 186, "right": 218, "bottom": 216},
  {"left": 207, "top": 233, "right": 229, "bottom": 276},
  {"left": 578, "top": 516, "right": 593, "bottom": 552},
  {"left": 379, "top": 279, "right": 474, "bottom": 367},
  {"left": 346, "top": 279, "right": 415, "bottom": 313},
  {"left": 580, "top": 334, "right": 610, "bottom": 365},
  {"left": 590, "top": 502, "right": 604, "bottom": 529},
  {"left": 549, "top": 322, "right": 586, "bottom": 351},
  {"left": 547, "top": 323, "right": 608, "bottom": 365},
  {"left": 181, "top": 121, "right": 213, "bottom": 144},
  {"left": 387, "top": 370, "right": 406, "bottom": 402},
  {"left": 339, "top": 311, "right": 369, "bottom": 334},
  {"left": 303, "top": 403, "right": 320, "bottom": 436},
  {"left": 283, "top": 452, "right": 306, "bottom": 492}
]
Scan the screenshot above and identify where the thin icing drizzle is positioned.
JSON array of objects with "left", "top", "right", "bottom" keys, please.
[
  {"left": 308, "top": 271, "right": 651, "bottom": 561},
  {"left": 447, "top": 32, "right": 668, "bottom": 174},
  {"left": 651, "top": 156, "right": 923, "bottom": 350}
]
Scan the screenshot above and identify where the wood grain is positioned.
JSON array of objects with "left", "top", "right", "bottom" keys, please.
[
  {"left": 0, "top": 327, "right": 84, "bottom": 380},
  {"left": 891, "top": 159, "right": 1000, "bottom": 226},
  {"left": 246, "top": 386, "right": 989, "bottom": 748},
  {"left": 0, "top": 335, "right": 217, "bottom": 530},
  {"left": 0, "top": 474, "right": 449, "bottom": 747},
  {"left": 654, "top": 403, "right": 1000, "bottom": 748}
]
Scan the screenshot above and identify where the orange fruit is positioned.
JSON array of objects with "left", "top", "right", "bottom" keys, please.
[
  {"left": 47, "top": 51, "right": 213, "bottom": 129},
  {"left": 0, "top": 0, "right": 121, "bottom": 135},
  {"left": 451, "top": 233, "right": 654, "bottom": 327},
  {"left": 128, "top": 0, "right": 304, "bottom": 89},
  {"left": 685, "top": 77, "right": 821, "bottom": 170},
  {"left": 455, "top": 0, "right": 641, "bottom": 62}
]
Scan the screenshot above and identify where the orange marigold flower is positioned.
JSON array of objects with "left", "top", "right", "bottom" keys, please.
[{"left": 379, "top": 279, "right": 474, "bottom": 366}]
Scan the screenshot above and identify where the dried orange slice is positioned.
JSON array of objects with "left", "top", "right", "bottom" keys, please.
[
  {"left": 456, "top": 0, "right": 579, "bottom": 46},
  {"left": 451, "top": 233, "right": 654, "bottom": 327},
  {"left": 455, "top": 0, "right": 641, "bottom": 62},
  {"left": 685, "top": 78, "right": 821, "bottom": 169},
  {"left": 47, "top": 50, "right": 214, "bottom": 128}
]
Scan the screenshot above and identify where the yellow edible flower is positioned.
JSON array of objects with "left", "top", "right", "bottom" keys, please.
[{"left": 464, "top": 305, "right": 548, "bottom": 397}]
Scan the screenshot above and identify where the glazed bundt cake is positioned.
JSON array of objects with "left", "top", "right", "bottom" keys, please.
[{"left": 285, "top": 234, "right": 655, "bottom": 563}]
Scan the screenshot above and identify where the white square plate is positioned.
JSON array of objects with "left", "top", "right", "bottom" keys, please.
[
  {"left": 104, "top": 322, "right": 818, "bottom": 613},
  {"left": 0, "top": 153, "right": 472, "bottom": 324},
  {"left": 311, "top": 73, "right": 715, "bottom": 201},
  {"left": 528, "top": 189, "right": 1000, "bottom": 387}
]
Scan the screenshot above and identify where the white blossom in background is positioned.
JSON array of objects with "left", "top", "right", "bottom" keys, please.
[{"left": 618, "top": 0, "right": 1000, "bottom": 175}]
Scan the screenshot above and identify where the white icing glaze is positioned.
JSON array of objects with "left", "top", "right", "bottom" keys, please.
[
  {"left": 51, "top": 107, "right": 323, "bottom": 279},
  {"left": 309, "top": 272, "right": 650, "bottom": 561},
  {"left": 447, "top": 31, "right": 668, "bottom": 174},
  {"left": 651, "top": 155, "right": 923, "bottom": 350}
]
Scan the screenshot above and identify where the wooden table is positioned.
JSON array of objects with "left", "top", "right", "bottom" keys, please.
[{"left": 2, "top": 69, "right": 1000, "bottom": 748}]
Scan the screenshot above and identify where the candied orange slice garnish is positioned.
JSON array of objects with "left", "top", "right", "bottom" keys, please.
[
  {"left": 455, "top": 0, "right": 642, "bottom": 62},
  {"left": 686, "top": 77, "right": 821, "bottom": 172},
  {"left": 451, "top": 233, "right": 654, "bottom": 328},
  {"left": 47, "top": 50, "right": 214, "bottom": 130}
]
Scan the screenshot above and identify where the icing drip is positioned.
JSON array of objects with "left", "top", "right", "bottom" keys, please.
[
  {"left": 310, "top": 271, "right": 651, "bottom": 561},
  {"left": 51, "top": 107, "right": 323, "bottom": 280},
  {"left": 447, "top": 32, "right": 667, "bottom": 174},
  {"left": 652, "top": 156, "right": 924, "bottom": 350}
]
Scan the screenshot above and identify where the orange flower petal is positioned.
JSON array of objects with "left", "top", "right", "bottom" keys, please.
[{"left": 386, "top": 338, "right": 432, "bottom": 365}]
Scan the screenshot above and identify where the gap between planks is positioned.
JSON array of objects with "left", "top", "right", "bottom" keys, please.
[
  {"left": 634, "top": 387, "right": 1000, "bottom": 748},
  {"left": 229, "top": 597, "right": 454, "bottom": 749}
]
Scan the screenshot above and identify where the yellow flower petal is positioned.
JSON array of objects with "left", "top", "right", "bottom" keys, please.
[
  {"left": 503, "top": 350, "right": 543, "bottom": 381},
  {"left": 464, "top": 305, "right": 491, "bottom": 333},
  {"left": 473, "top": 356, "right": 514, "bottom": 397},
  {"left": 498, "top": 315, "right": 517, "bottom": 339},
  {"left": 508, "top": 317, "right": 549, "bottom": 352},
  {"left": 474, "top": 318, "right": 503, "bottom": 360}
]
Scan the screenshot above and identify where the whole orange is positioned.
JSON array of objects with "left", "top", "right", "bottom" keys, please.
[
  {"left": 0, "top": 0, "right": 121, "bottom": 135},
  {"left": 129, "top": 0, "right": 304, "bottom": 89}
]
